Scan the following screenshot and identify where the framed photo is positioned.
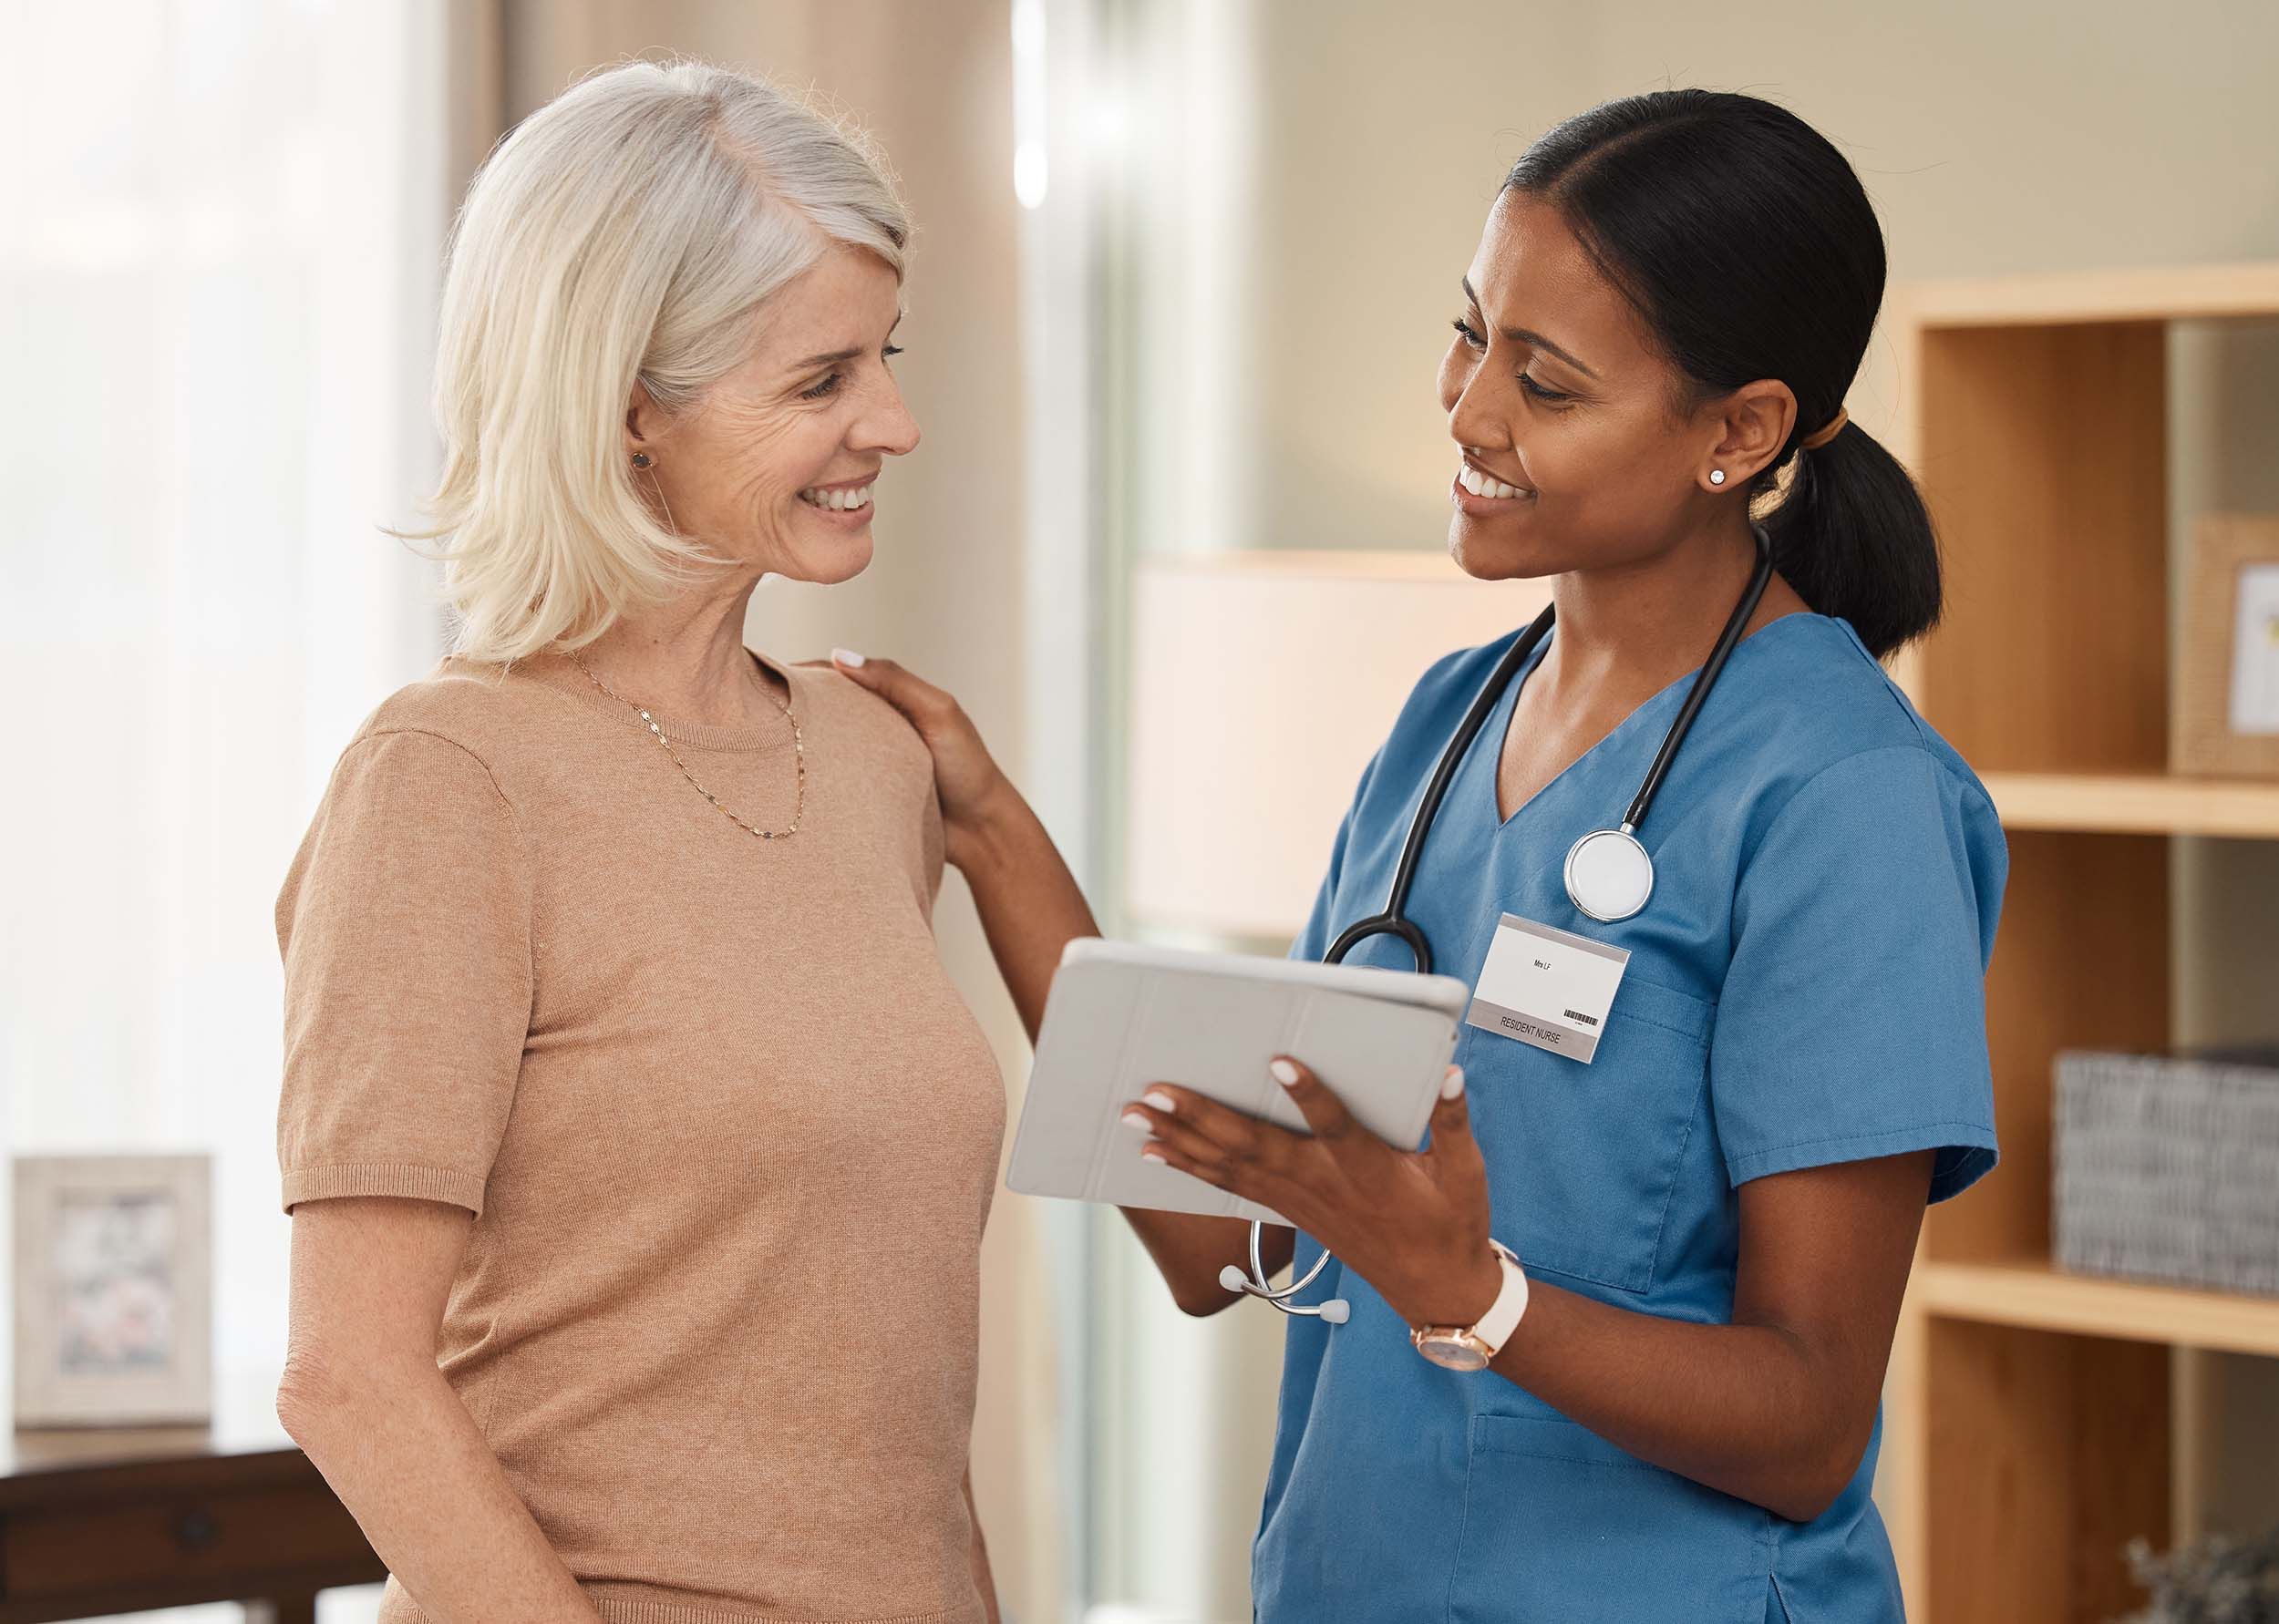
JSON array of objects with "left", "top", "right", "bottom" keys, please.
[
  {"left": 2174, "top": 514, "right": 2279, "bottom": 780},
  {"left": 12, "top": 1154, "right": 211, "bottom": 1427}
]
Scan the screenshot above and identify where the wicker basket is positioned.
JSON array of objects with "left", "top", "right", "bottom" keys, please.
[{"left": 2053, "top": 1048, "right": 2279, "bottom": 1298}]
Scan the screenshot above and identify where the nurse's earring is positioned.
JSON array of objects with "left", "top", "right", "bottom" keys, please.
[{"left": 1708, "top": 468, "right": 1727, "bottom": 486}]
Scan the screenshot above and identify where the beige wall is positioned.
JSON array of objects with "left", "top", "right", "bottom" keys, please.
[
  {"left": 1186, "top": 0, "right": 2279, "bottom": 558},
  {"left": 500, "top": 5, "right": 1062, "bottom": 1616}
]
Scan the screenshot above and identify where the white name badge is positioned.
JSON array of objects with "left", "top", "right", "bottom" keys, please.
[{"left": 1465, "top": 913, "right": 1630, "bottom": 1064}]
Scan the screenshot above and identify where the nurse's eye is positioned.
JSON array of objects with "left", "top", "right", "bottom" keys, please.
[
  {"left": 1450, "top": 316, "right": 1487, "bottom": 351},
  {"left": 1519, "top": 373, "right": 1574, "bottom": 406}
]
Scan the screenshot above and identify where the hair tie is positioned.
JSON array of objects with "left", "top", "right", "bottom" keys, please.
[{"left": 1798, "top": 406, "right": 1848, "bottom": 451}]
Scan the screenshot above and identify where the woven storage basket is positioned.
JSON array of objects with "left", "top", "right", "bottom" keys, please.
[{"left": 2054, "top": 1048, "right": 2279, "bottom": 1297}]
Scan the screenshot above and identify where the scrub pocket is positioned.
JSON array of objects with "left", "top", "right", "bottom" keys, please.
[
  {"left": 1449, "top": 1411, "right": 1773, "bottom": 1624},
  {"left": 1458, "top": 970, "right": 1714, "bottom": 1294}
]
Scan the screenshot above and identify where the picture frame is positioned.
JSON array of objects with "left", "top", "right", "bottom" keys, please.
[
  {"left": 2174, "top": 513, "right": 2279, "bottom": 780},
  {"left": 12, "top": 1153, "right": 212, "bottom": 1427}
]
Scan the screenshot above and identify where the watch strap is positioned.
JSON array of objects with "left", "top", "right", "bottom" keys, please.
[{"left": 1472, "top": 1239, "right": 1529, "bottom": 1356}]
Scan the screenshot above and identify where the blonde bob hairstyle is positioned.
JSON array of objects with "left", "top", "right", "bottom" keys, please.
[{"left": 398, "top": 58, "right": 910, "bottom": 664}]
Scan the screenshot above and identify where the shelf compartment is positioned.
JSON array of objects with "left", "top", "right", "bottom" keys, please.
[
  {"left": 1923, "top": 1318, "right": 2169, "bottom": 1624},
  {"left": 1910, "top": 321, "right": 2170, "bottom": 777},
  {"left": 1980, "top": 771, "right": 2279, "bottom": 838},
  {"left": 1924, "top": 830, "right": 2171, "bottom": 1269},
  {"left": 1916, "top": 1259, "right": 2279, "bottom": 1358}
]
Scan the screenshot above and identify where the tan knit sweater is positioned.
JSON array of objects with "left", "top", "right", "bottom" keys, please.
[{"left": 274, "top": 646, "right": 1005, "bottom": 1624}]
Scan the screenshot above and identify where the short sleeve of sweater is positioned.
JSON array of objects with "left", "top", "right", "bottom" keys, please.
[{"left": 274, "top": 728, "right": 534, "bottom": 1218}]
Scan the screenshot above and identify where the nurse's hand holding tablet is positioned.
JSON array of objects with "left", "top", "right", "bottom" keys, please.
[
  {"left": 994, "top": 930, "right": 1508, "bottom": 1334},
  {"left": 1128, "top": 1052, "right": 1506, "bottom": 1337},
  {"left": 840, "top": 87, "right": 2006, "bottom": 1624}
]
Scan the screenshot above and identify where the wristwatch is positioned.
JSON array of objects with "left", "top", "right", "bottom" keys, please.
[{"left": 1410, "top": 1239, "right": 1528, "bottom": 1372}]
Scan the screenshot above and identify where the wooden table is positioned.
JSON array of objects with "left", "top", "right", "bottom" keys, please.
[{"left": 1, "top": 1373, "right": 384, "bottom": 1623}]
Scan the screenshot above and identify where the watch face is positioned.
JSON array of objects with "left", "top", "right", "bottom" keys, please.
[{"left": 1418, "top": 1334, "right": 1490, "bottom": 1372}]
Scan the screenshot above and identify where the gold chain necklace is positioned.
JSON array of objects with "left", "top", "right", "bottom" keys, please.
[{"left": 567, "top": 651, "right": 806, "bottom": 840}]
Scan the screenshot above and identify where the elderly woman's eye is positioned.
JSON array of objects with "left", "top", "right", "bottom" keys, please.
[
  {"left": 799, "top": 372, "right": 842, "bottom": 401},
  {"left": 883, "top": 344, "right": 904, "bottom": 360}
]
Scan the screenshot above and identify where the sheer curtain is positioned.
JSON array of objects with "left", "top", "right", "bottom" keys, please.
[
  {"left": 3, "top": 6, "right": 457, "bottom": 1617},
  {"left": 1073, "top": 4, "right": 1296, "bottom": 1619}
]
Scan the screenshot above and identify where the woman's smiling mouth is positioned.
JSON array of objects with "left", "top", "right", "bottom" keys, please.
[
  {"left": 1452, "top": 459, "right": 1533, "bottom": 515},
  {"left": 1456, "top": 461, "right": 1529, "bottom": 500},
  {"left": 799, "top": 478, "right": 875, "bottom": 513}
]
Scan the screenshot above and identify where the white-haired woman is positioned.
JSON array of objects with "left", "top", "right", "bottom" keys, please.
[{"left": 273, "top": 61, "right": 1005, "bottom": 1624}]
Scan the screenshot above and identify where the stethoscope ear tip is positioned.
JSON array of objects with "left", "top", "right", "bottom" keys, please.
[{"left": 1220, "top": 1261, "right": 1352, "bottom": 1323}]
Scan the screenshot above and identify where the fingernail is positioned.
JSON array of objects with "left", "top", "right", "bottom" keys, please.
[
  {"left": 831, "top": 647, "right": 866, "bottom": 667},
  {"left": 1270, "top": 1058, "right": 1300, "bottom": 1088},
  {"left": 1141, "top": 1090, "right": 1177, "bottom": 1114},
  {"left": 1140, "top": 1144, "right": 1167, "bottom": 1162},
  {"left": 1441, "top": 1065, "right": 1466, "bottom": 1101},
  {"left": 1119, "top": 1109, "right": 1152, "bottom": 1132}
]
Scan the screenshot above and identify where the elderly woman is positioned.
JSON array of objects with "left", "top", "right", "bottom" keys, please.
[{"left": 272, "top": 61, "right": 1005, "bottom": 1624}]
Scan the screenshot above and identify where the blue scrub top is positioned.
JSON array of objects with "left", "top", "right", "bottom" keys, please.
[{"left": 1253, "top": 611, "right": 2005, "bottom": 1624}]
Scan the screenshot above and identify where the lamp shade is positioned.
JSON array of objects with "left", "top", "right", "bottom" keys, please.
[{"left": 1125, "top": 550, "right": 1552, "bottom": 940}]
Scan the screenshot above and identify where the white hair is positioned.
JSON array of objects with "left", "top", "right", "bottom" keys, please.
[{"left": 397, "top": 57, "right": 910, "bottom": 664}]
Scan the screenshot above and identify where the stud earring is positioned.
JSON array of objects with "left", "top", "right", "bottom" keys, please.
[
  {"left": 632, "top": 452, "right": 654, "bottom": 469},
  {"left": 1708, "top": 468, "right": 1726, "bottom": 487}
]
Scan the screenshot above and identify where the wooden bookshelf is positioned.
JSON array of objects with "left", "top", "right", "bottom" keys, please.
[{"left": 1877, "top": 262, "right": 2279, "bottom": 1624}]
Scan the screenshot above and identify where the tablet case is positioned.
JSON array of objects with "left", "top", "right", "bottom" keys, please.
[{"left": 1008, "top": 940, "right": 1471, "bottom": 1224}]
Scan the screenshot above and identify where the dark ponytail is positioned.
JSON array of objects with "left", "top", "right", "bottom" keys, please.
[{"left": 1505, "top": 90, "right": 1940, "bottom": 658}]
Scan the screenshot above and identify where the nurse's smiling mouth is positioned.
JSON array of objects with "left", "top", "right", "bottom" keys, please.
[{"left": 1452, "top": 456, "right": 1535, "bottom": 517}]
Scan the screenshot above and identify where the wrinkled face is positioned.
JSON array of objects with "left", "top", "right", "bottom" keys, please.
[
  {"left": 1438, "top": 190, "right": 1732, "bottom": 581},
  {"left": 631, "top": 243, "right": 919, "bottom": 585}
]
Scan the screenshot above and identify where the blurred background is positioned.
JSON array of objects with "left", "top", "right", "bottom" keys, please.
[{"left": 5, "top": 2, "right": 2278, "bottom": 1621}]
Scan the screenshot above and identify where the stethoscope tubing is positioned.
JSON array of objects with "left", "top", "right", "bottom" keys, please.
[
  {"left": 1623, "top": 526, "right": 1777, "bottom": 831},
  {"left": 1321, "top": 610, "right": 1553, "bottom": 978}
]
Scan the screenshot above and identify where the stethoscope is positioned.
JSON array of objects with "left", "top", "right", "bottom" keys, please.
[{"left": 1218, "top": 521, "right": 1776, "bottom": 1321}]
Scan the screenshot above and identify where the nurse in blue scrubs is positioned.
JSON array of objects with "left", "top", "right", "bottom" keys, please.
[{"left": 840, "top": 87, "right": 2003, "bottom": 1624}]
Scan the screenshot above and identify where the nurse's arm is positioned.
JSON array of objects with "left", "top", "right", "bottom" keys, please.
[
  {"left": 1135, "top": 1062, "right": 1932, "bottom": 1525},
  {"left": 829, "top": 651, "right": 1293, "bottom": 1316},
  {"left": 953, "top": 758, "right": 1298, "bottom": 1314},
  {"left": 1483, "top": 1149, "right": 1935, "bottom": 1526}
]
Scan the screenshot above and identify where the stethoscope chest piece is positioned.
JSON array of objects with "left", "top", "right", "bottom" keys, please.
[{"left": 1564, "top": 825, "right": 1655, "bottom": 922}]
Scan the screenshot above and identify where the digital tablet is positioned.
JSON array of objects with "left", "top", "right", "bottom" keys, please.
[{"left": 1007, "top": 937, "right": 1472, "bottom": 1225}]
